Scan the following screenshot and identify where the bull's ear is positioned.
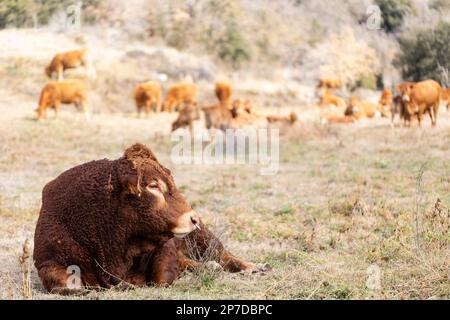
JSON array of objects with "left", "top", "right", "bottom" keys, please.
[
  {"left": 124, "top": 143, "right": 157, "bottom": 162},
  {"left": 117, "top": 160, "right": 142, "bottom": 196}
]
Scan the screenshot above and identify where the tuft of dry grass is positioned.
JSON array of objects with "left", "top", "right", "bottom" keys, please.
[{"left": 18, "top": 239, "right": 32, "bottom": 299}]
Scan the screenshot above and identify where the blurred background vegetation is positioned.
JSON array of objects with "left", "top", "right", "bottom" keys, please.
[{"left": 0, "top": 0, "right": 449, "bottom": 88}]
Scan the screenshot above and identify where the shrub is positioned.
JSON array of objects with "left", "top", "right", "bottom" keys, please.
[
  {"left": 395, "top": 22, "right": 450, "bottom": 84},
  {"left": 0, "top": 0, "right": 36, "bottom": 28},
  {"left": 0, "top": 0, "right": 102, "bottom": 28},
  {"left": 375, "top": 0, "right": 415, "bottom": 33}
]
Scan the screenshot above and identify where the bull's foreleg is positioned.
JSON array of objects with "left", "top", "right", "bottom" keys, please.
[{"left": 146, "top": 240, "right": 180, "bottom": 286}]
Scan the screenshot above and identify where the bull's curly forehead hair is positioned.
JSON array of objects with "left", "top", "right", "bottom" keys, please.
[
  {"left": 121, "top": 143, "right": 174, "bottom": 194},
  {"left": 124, "top": 143, "right": 158, "bottom": 162}
]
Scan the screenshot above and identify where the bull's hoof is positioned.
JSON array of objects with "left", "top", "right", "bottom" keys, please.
[{"left": 240, "top": 262, "right": 271, "bottom": 275}]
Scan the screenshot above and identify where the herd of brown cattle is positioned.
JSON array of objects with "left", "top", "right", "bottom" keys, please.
[
  {"left": 319, "top": 77, "right": 449, "bottom": 127},
  {"left": 36, "top": 49, "right": 449, "bottom": 128}
]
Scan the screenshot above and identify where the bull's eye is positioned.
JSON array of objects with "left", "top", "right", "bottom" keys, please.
[{"left": 148, "top": 181, "right": 160, "bottom": 190}]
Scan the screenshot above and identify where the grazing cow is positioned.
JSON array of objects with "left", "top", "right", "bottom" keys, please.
[
  {"left": 320, "top": 114, "right": 355, "bottom": 124},
  {"left": 134, "top": 81, "right": 162, "bottom": 116},
  {"left": 345, "top": 96, "right": 386, "bottom": 120},
  {"left": 441, "top": 88, "right": 450, "bottom": 111},
  {"left": 163, "top": 83, "right": 197, "bottom": 112},
  {"left": 171, "top": 102, "right": 201, "bottom": 132},
  {"left": 319, "top": 90, "right": 346, "bottom": 108},
  {"left": 215, "top": 81, "right": 233, "bottom": 105},
  {"left": 34, "top": 143, "right": 258, "bottom": 294},
  {"left": 267, "top": 112, "right": 298, "bottom": 125},
  {"left": 401, "top": 80, "right": 442, "bottom": 127},
  {"left": 45, "top": 49, "right": 95, "bottom": 81},
  {"left": 317, "top": 78, "right": 341, "bottom": 90},
  {"left": 36, "top": 79, "right": 88, "bottom": 120}
]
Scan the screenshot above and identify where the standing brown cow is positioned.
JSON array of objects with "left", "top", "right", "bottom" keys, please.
[
  {"left": 163, "top": 83, "right": 197, "bottom": 112},
  {"left": 46, "top": 49, "right": 95, "bottom": 81},
  {"left": 134, "top": 81, "right": 162, "bottom": 116},
  {"left": 215, "top": 81, "right": 233, "bottom": 105},
  {"left": 401, "top": 80, "right": 442, "bottom": 127},
  {"left": 36, "top": 79, "right": 88, "bottom": 120}
]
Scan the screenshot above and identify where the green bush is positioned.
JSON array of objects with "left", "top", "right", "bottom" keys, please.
[
  {"left": 0, "top": 0, "right": 102, "bottom": 28},
  {"left": 216, "top": 22, "right": 253, "bottom": 68},
  {"left": 375, "top": 0, "right": 414, "bottom": 33},
  {"left": 396, "top": 22, "right": 450, "bottom": 83},
  {"left": 356, "top": 74, "right": 379, "bottom": 90},
  {"left": 0, "top": 0, "right": 36, "bottom": 28}
]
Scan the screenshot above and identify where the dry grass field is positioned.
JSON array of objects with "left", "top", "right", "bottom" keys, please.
[
  {"left": 0, "top": 11, "right": 450, "bottom": 299},
  {"left": 0, "top": 80, "right": 449, "bottom": 299}
]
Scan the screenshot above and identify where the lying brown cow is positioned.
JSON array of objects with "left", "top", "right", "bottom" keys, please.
[
  {"left": 317, "top": 78, "right": 341, "bottom": 90},
  {"left": 215, "top": 81, "right": 233, "bottom": 105},
  {"left": 401, "top": 80, "right": 442, "bottom": 127},
  {"left": 134, "top": 81, "right": 162, "bottom": 116},
  {"left": 45, "top": 49, "right": 95, "bottom": 81},
  {"left": 171, "top": 102, "right": 201, "bottom": 132},
  {"left": 320, "top": 90, "right": 346, "bottom": 108},
  {"left": 345, "top": 97, "right": 386, "bottom": 120},
  {"left": 266, "top": 112, "right": 298, "bottom": 125},
  {"left": 320, "top": 114, "right": 355, "bottom": 124},
  {"left": 34, "top": 143, "right": 260, "bottom": 294},
  {"left": 163, "top": 83, "right": 197, "bottom": 112},
  {"left": 36, "top": 79, "right": 88, "bottom": 120}
]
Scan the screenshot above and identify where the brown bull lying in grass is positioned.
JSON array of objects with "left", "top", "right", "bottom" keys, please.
[
  {"left": 134, "top": 81, "right": 162, "bottom": 116},
  {"left": 36, "top": 79, "right": 89, "bottom": 120},
  {"left": 45, "top": 49, "right": 95, "bottom": 81},
  {"left": 33, "top": 143, "right": 264, "bottom": 294}
]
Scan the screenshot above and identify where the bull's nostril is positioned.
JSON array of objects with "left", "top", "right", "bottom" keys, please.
[{"left": 191, "top": 217, "right": 198, "bottom": 225}]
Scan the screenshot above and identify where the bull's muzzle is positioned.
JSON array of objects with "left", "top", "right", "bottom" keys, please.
[{"left": 172, "top": 210, "right": 201, "bottom": 238}]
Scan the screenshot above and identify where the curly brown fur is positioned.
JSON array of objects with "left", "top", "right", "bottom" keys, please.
[{"left": 33, "top": 143, "right": 253, "bottom": 294}]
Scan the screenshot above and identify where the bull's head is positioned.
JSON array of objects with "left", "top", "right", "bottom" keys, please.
[{"left": 117, "top": 143, "right": 200, "bottom": 239}]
